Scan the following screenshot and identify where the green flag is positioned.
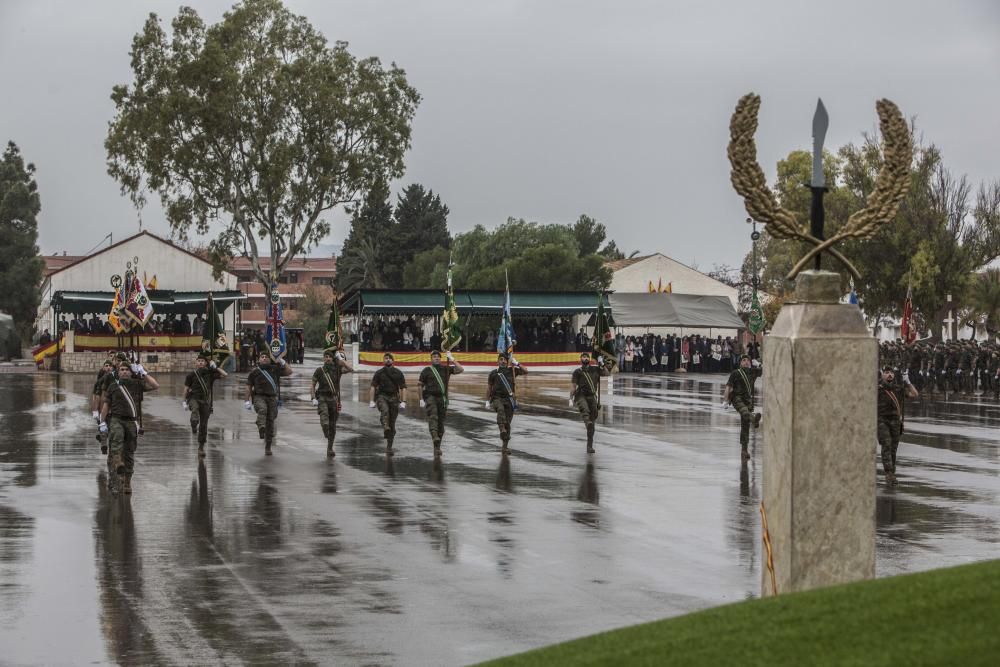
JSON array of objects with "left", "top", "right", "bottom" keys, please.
[
  {"left": 324, "top": 290, "right": 344, "bottom": 354},
  {"left": 592, "top": 292, "right": 617, "bottom": 372},
  {"left": 201, "top": 292, "right": 230, "bottom": 366},
  {"left": 748, "top": 289, "right": 764, "bottom": 335},
  {"left": 441, "top": 262, "right": 462, "bottom": 352}
]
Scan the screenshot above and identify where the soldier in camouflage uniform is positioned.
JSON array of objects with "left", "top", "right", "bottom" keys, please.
[
  {"left": 245, "top": 351, "right": 292, "bottom": 455},
  {"left": 486, "top": 353, "right": 527, "bottom": 453},
  {"left": 571, "top": 351, "right": 611, "bottom": 454},
  {"left": 98, "top": 360, "right": 159, "bottom": 495},
  {"left": 311, "top": 349, "right": 353, "bottom": 457},
  {"left": 877, "top": 365, "right": 919, "bottom": 485},
  {"left": 418, "top": 350, "right": 464, "bottom": 458},
  {"left": 91, "top": 358, "right": 115, "bottom": 424},
  {"left": 369, "top": 352, "right": 408, "bottom": 455},
  {"left": 183, "top": 352, "right": 227, "bottom": 457},
  {"left": 724, "top": 354, "right": 763, "bottom": 463}
]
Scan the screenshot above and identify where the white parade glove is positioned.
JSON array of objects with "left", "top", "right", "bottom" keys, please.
[
  {"left": 336, "top": 351, "right": 346, "bottom": 361},
  {"left": 311, "top": 398, "right": 319, "bottom": 407},
  {"left": 485, "top": 400, "right": 492, "bottom": 409},
  {"left": 130, "top": 363, "right": 146, "bottom": 377},
  {"left": 98, "top": 422, "right": 108, "bottom": 434},
  {"left": 445, "top": 350, "right": 454, "bottom": 361},
  {"left": 209, "top": 361, "right": 217, "bottom": 369},
  {"left": 244, "top": 400, "right": 253, "bottom": 411},
  {"left": 91, "top": 410, "right": 99, "bottom": 419},
  {"left": 368, "top": 400, "right": 376, "bottom": 409},
  {"left": 568, "top": 398, "right": 575, "bottom": 407},
  {"left": 510, "top": 356, "right": 519, "bottom": 367},
  {"left": 751, "top": 359, "right": 761, "bottom": 368},
  {"left": 901, "top": 370, "right": 911, "bottom": 385},
  {"left": 419, "top": 399, "right": 426, "bottom": 408},
  {"left": 399, "top": 401, "right": 407, "bottom": 410},
  {"left": 956, "top": 369, "right": 962, "bottom": 376},
  {"left": 182, "top": 401, "right": 189, "bottom": 411}
]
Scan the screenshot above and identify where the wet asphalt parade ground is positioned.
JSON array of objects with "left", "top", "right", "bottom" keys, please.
[{"left": 1, "top": 364, "right": 998, "bottom": 665}]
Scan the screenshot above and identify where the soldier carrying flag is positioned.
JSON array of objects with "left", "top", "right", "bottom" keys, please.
[
  {"left": 488, "top": 273, "right": 527, "bottom": 454},
  {"left": 183, "top": 293, "right": 230, "bottom": 457},
  {"left": 311, "top": 291, "right": 353, "bottom": 457}
]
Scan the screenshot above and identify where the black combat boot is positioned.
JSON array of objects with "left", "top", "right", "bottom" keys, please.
[
  {"left": 753, "top": 412, "right": 762, "bottom": 428},
  {"left": 327, "top": 437, "right": 335, "bottom": 458},
  {"left": 741, "top": 447, "right": 751, "bottom": 463},
  {"left": 586, "top": 423, "right": 595, "bottom": 454},
  {"left": 433, "top": 439, "right": 442, "bottom": 458},
  {"left": 265, "top": 440, "right": 273, "bottom": 456},
  {"left": 122, "top": 474, "right": 133, "bottom": 495},
  {"left": 198, "top": 443, "right": 206, "bottom": 458}
]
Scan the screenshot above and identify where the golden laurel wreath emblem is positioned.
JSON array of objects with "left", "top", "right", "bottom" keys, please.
[{"left": 727, "top": 93, "right": 913, "bottom": 280}]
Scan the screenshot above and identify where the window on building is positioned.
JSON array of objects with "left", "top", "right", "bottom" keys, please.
[
  {"left": 288, "top": 273, "right": 298, "bottom": 284},
  {"left": 312, "top": 277, "right": 332, "bottom": 286},
  {"left": 284, "top": 300, "right": 297, "bottom": 311}
]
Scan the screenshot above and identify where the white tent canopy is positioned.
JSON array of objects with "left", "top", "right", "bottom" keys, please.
[{"left": 608, "top": 293, "right": 745, "bottom": 329}]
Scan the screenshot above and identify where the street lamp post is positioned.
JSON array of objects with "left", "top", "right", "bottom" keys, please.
[{"left": 746, "top": 217, "right": 763, "bottom": 344}]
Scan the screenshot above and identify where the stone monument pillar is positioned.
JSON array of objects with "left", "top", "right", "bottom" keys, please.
[{"left": 761, "top": 270, "right": 877, "bottom": 595}]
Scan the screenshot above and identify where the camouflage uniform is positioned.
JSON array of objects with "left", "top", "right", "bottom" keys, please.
[
  {"left": 371, "top": 365, "right": 407, "bottom": 448},
  {"left": 248, "top": 362, "right": 284, "bottom": 453},
  {"left": 572, "top": 361, "right": 610, "bottom": 453},
  {"left": 312, "top": 361, "right": 348, "bottom": 451},
  {"left": 103, "top": 377, "right": 144, "bottom": 494},
  {"left": 877, "top": 378, "right": 907, "bottom": 482},
  {"left": 185, "top": 366, "right": 223, "bottom": 447},
  {"left": 419, "top": 362, "right": 459, "bottom": 452},
  {"left": 487, "top": 363, "right": 527, "bottom": 449},
  {"left": 727, "top": 365, "right": 763, "bottom": 453}
]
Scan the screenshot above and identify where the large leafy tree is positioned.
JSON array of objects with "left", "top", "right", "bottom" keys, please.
[
  {"left": 745, "top": 137, "right": 1000, "bottom": 335},
  {"left": 106, "top": 0, "right": 420, "bottom": 288},
  {"left": 452, "top": 217, "right": 612, "bottom": 290},
  {"left": 0, "top": 141, "right": 44, "bottom": 344}
]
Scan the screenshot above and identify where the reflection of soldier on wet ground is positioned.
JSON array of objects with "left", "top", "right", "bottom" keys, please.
[
  {"left": 183, "top": 352, "right": 227, "bottom": 458},
  {"left": 486, "top": 353, "right": 527, "bottom": 454},
  {"left": 369, "top": 352, "right": 407, "bottom": 455},
  {"left": 576, "top": 461, "right": 599, "bottom": 503},
  {"left": 570, "top": 351, "right": 610, "bottom": 454},
  {"left": 418, "top": 350, "right": 464, "bottom": 459},
  {"left": 311, "top": 349, "right": 353, "bottom": 458},
  {"left": 877, "top": 366, "right": 918, "bottom": 485},
  {"left": 245, "top": 351, "right": 292, "bottom": 456},
  {"left": 99, "top": 360, "right": 159, "bottom": 495},
  {"left": 723, "top": 354, "right": 762, "bottom": 463}
]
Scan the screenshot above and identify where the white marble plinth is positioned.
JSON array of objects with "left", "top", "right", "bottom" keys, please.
[{"left": 761, "top": 271, "right": 877, "bottom": 595}]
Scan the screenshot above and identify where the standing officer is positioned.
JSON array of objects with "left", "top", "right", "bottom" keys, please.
[
  {"left": 369, "top": 352, "right": 407, "bottom": 454},
  {"left": 877, "top": 366, "right": 918, "bottom": 485},
  {"left": 486, "top": 353, "right": 527, "bottom": 453},
  {"left": 98, "top": 360, "right": 159, "bottom": 495},
  {"left": 723, "top": 354, "right": 763, "bottom": 463},
  {"left": 418, "top": 350, "right": 464, "bottom": 458},
  {"left": 183, "top": 352, "right": 227, "bottom": 458},
  {"left": 311, "top": 349, "right": 353, "bottom": 457},
  {"left": 245, "top": 351, "right": 292, "bottom": 455},
  {"left": 570, "top": 351, "right": 610, "bottom": 454}
]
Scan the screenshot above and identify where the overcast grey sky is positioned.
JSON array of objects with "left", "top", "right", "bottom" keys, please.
[{"left": 2, "top": 0, "right": 998, "bottom": 269}]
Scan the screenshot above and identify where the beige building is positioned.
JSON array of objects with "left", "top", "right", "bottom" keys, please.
[{"left": 606, "top": 253, "right": 739, "bottom": 309}]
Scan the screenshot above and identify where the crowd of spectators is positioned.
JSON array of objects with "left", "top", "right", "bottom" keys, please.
[
  {"left": 356, "top": 317, "right": 597, "bottom": 353},
  {"left": 52, "top": 313, "right": 207, "bottom": 336},
  {"left": 236, "top": 329, "right": 305, "bottom": 371},
  {"left": 616, "top": 333, "right": 760, "bottom": 374}
]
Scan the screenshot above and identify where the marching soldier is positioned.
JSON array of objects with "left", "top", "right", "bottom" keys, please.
[
  {"left": 91, "top": 358, "right": 115, "bottom": 423},
  {"left": 877, "top": 365, "right": 918, "bottom": 484},
  {"left": 98, "top": 360, "right": 159, "bottom": 495},
  {"left": 183, "top": 352, "right": 227, "bottom": 458},
  {"left": 418, "top": 350, "right": 464, "bottom": 458},
  {"left": 486, "top": 353, "right": 527, "bottom": 453},
  {"left": 369, "top": 352, "right": 407, "bottom": 455},
  {"left": 570, "top": 351, "right": 610, "bottom": 454},
  {"left": 723, "top": 354, "right": 763, "bottom": 463},
  {"left": 245, "top": 350, "right": 292, "bottom": 455},
  {"left": 311, "top": 349, "right": 353, "bottom": 457}
]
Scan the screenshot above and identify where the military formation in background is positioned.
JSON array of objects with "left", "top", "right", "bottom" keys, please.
[{"left": 879, "top": 340, "right": 1000, "bottom": 397}]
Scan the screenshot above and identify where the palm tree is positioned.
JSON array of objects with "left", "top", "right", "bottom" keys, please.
[
  {"left": 967, "top": 268, "right": 1000, "bottom": 336},
  {"left": 338, "top": 238, "right": 387, "bottom": 292}
]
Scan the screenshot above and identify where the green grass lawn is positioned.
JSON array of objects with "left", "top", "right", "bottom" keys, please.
[{"left": 480, "top": 559, "right": 1000, "bottom": 666}]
